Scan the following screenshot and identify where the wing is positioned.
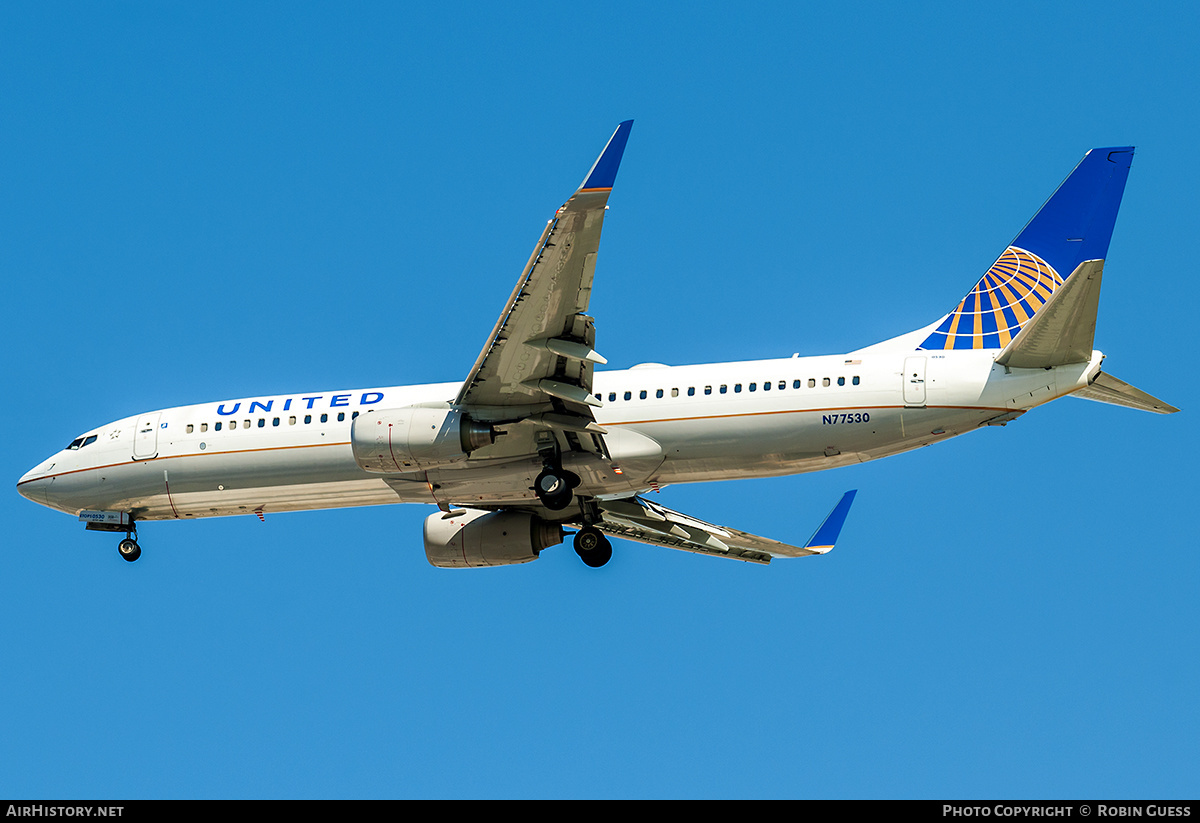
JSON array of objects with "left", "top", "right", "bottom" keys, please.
[
  {"left": 455, "top": 121, "right": 633, "bottom": 451},
  {"left": 593, "top": 491, "right": 858, "bottom": 564}
]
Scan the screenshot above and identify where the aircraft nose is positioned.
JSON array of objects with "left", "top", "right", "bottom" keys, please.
[
  {"left": 17, "top": 476, "right": 47, "bottom": 506},
  {"left": 17, "top": 461, "right": 56, "bottom": 508}
]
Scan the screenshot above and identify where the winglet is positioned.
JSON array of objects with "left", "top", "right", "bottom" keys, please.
[
  {"left": 579, "top": 120, "right": 634, "bottom": 192},
  {"left": 803, "top": 490, "right": 857, "bottom": 553}
]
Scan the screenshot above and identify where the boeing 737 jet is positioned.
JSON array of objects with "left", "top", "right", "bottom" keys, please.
[{"left": 16, "top": 122, "right": 1178, "bottom": 567}]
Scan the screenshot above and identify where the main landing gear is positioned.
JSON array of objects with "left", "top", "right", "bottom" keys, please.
[
  {"left": 573, "top": 526, "right": 612, "bottom": 568},
  {"left": 529, "top": 442, "right": 608, "bottom": 566},
  {"left": 533, "top": 465, "right": 580, "bottom": 511}
]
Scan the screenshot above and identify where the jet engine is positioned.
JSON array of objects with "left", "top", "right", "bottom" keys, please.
[
  {"left": 350, "top": 406, "right": 496, "bottom": 473},
  {"left": 424, "top": 508, "right": 564, "bottom": 568}
]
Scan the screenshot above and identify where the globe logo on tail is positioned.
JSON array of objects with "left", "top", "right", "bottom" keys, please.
[{"left": 919, "top": 246, "right": 1063, "bottom": 350}]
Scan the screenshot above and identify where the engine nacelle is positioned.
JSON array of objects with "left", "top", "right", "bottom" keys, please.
[
  {"left": 424, "top": 508, "right": 564, "bottom": 569},
  {"left": 351, "top": 406, "right": 496, "bottom": 473}
]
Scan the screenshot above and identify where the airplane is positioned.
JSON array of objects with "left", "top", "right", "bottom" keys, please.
[{"left": 16, "top": 121, "right": 1179, "bottom": 568}]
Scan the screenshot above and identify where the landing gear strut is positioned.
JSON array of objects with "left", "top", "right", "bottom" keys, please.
[{"left": 573, "top": 526, "right": 612, "bottom": 568}]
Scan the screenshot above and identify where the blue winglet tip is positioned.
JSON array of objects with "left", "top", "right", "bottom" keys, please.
[
  {"left": 580, "top": 120, "right": 634, "bottom": 191},
  {"left": 804, "top": 490, "right": 857, "bottom": 553}
]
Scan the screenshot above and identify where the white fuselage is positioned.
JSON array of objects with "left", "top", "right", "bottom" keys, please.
[{"left": 16, "top": 345, "right": 1103, "bottom": 523}]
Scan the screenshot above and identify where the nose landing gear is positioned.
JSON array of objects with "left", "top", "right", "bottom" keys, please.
[
  {"left": 117, "top": 519, "right": 140, "bottom": 563},
  {"left": 81, "top": 511, "right": 142, "bottom": 562},
  {"left": 118, "top": 537, "right": 141, "bottom": 562}
]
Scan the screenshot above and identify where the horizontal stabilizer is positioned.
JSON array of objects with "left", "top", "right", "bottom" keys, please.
[
  {"left": 995, "top": 259, "right": 1103, "bottom": 368},
  {"left": 1072, "top": 372, "right": 1179, "bottom": 414}
]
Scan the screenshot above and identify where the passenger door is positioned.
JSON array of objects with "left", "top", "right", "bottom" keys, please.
[{"left": 132, "top": 412, "right": 160, "bottom": 460}]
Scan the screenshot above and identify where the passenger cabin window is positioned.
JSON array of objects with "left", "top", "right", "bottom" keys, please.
[
  {"left": 639, "top": 390, "right": 647, "bottom": 400},
  {"left": 823, "top": 377, "right": 831, "bottom": 387},
  {"left": 793, "top": 380, "right": 801, "bottom": 389},
  {"left": 837, "top": 377, "right": 846, "bottom": 386},
  {"left": 624, "top": 391, "right": 631, "bottom": 401},
  {"left": 808, "top": 379, "right": 816, "bottom": 388},
  {"left": 853, "top": 376, "right": 861, "bottom": 385},
  {"left": 656, "top": 389, "right": 663, "bottom": 399},
  {"left": 687, "top": 387, "right": 695, "bottom": 396}
]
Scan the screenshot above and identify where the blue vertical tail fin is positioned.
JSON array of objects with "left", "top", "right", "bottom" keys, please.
[{"left": 919, "top": 147, "right": 1134, "bottom": 351}]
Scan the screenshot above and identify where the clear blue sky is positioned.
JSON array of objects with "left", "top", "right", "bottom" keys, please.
[{"left": 2, "top": 2, "right": 1197, "bottom": 799}]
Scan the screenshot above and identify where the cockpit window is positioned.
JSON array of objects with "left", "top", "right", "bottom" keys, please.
[
  {"left": 83, "top": 435, "right": 98, "bottom": 447},
  {"left": 66, "top": 437, "right": 84, "bottom": 450},
  {"left": 66, "top": 434, "right": 98, "bottom": 450}
]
